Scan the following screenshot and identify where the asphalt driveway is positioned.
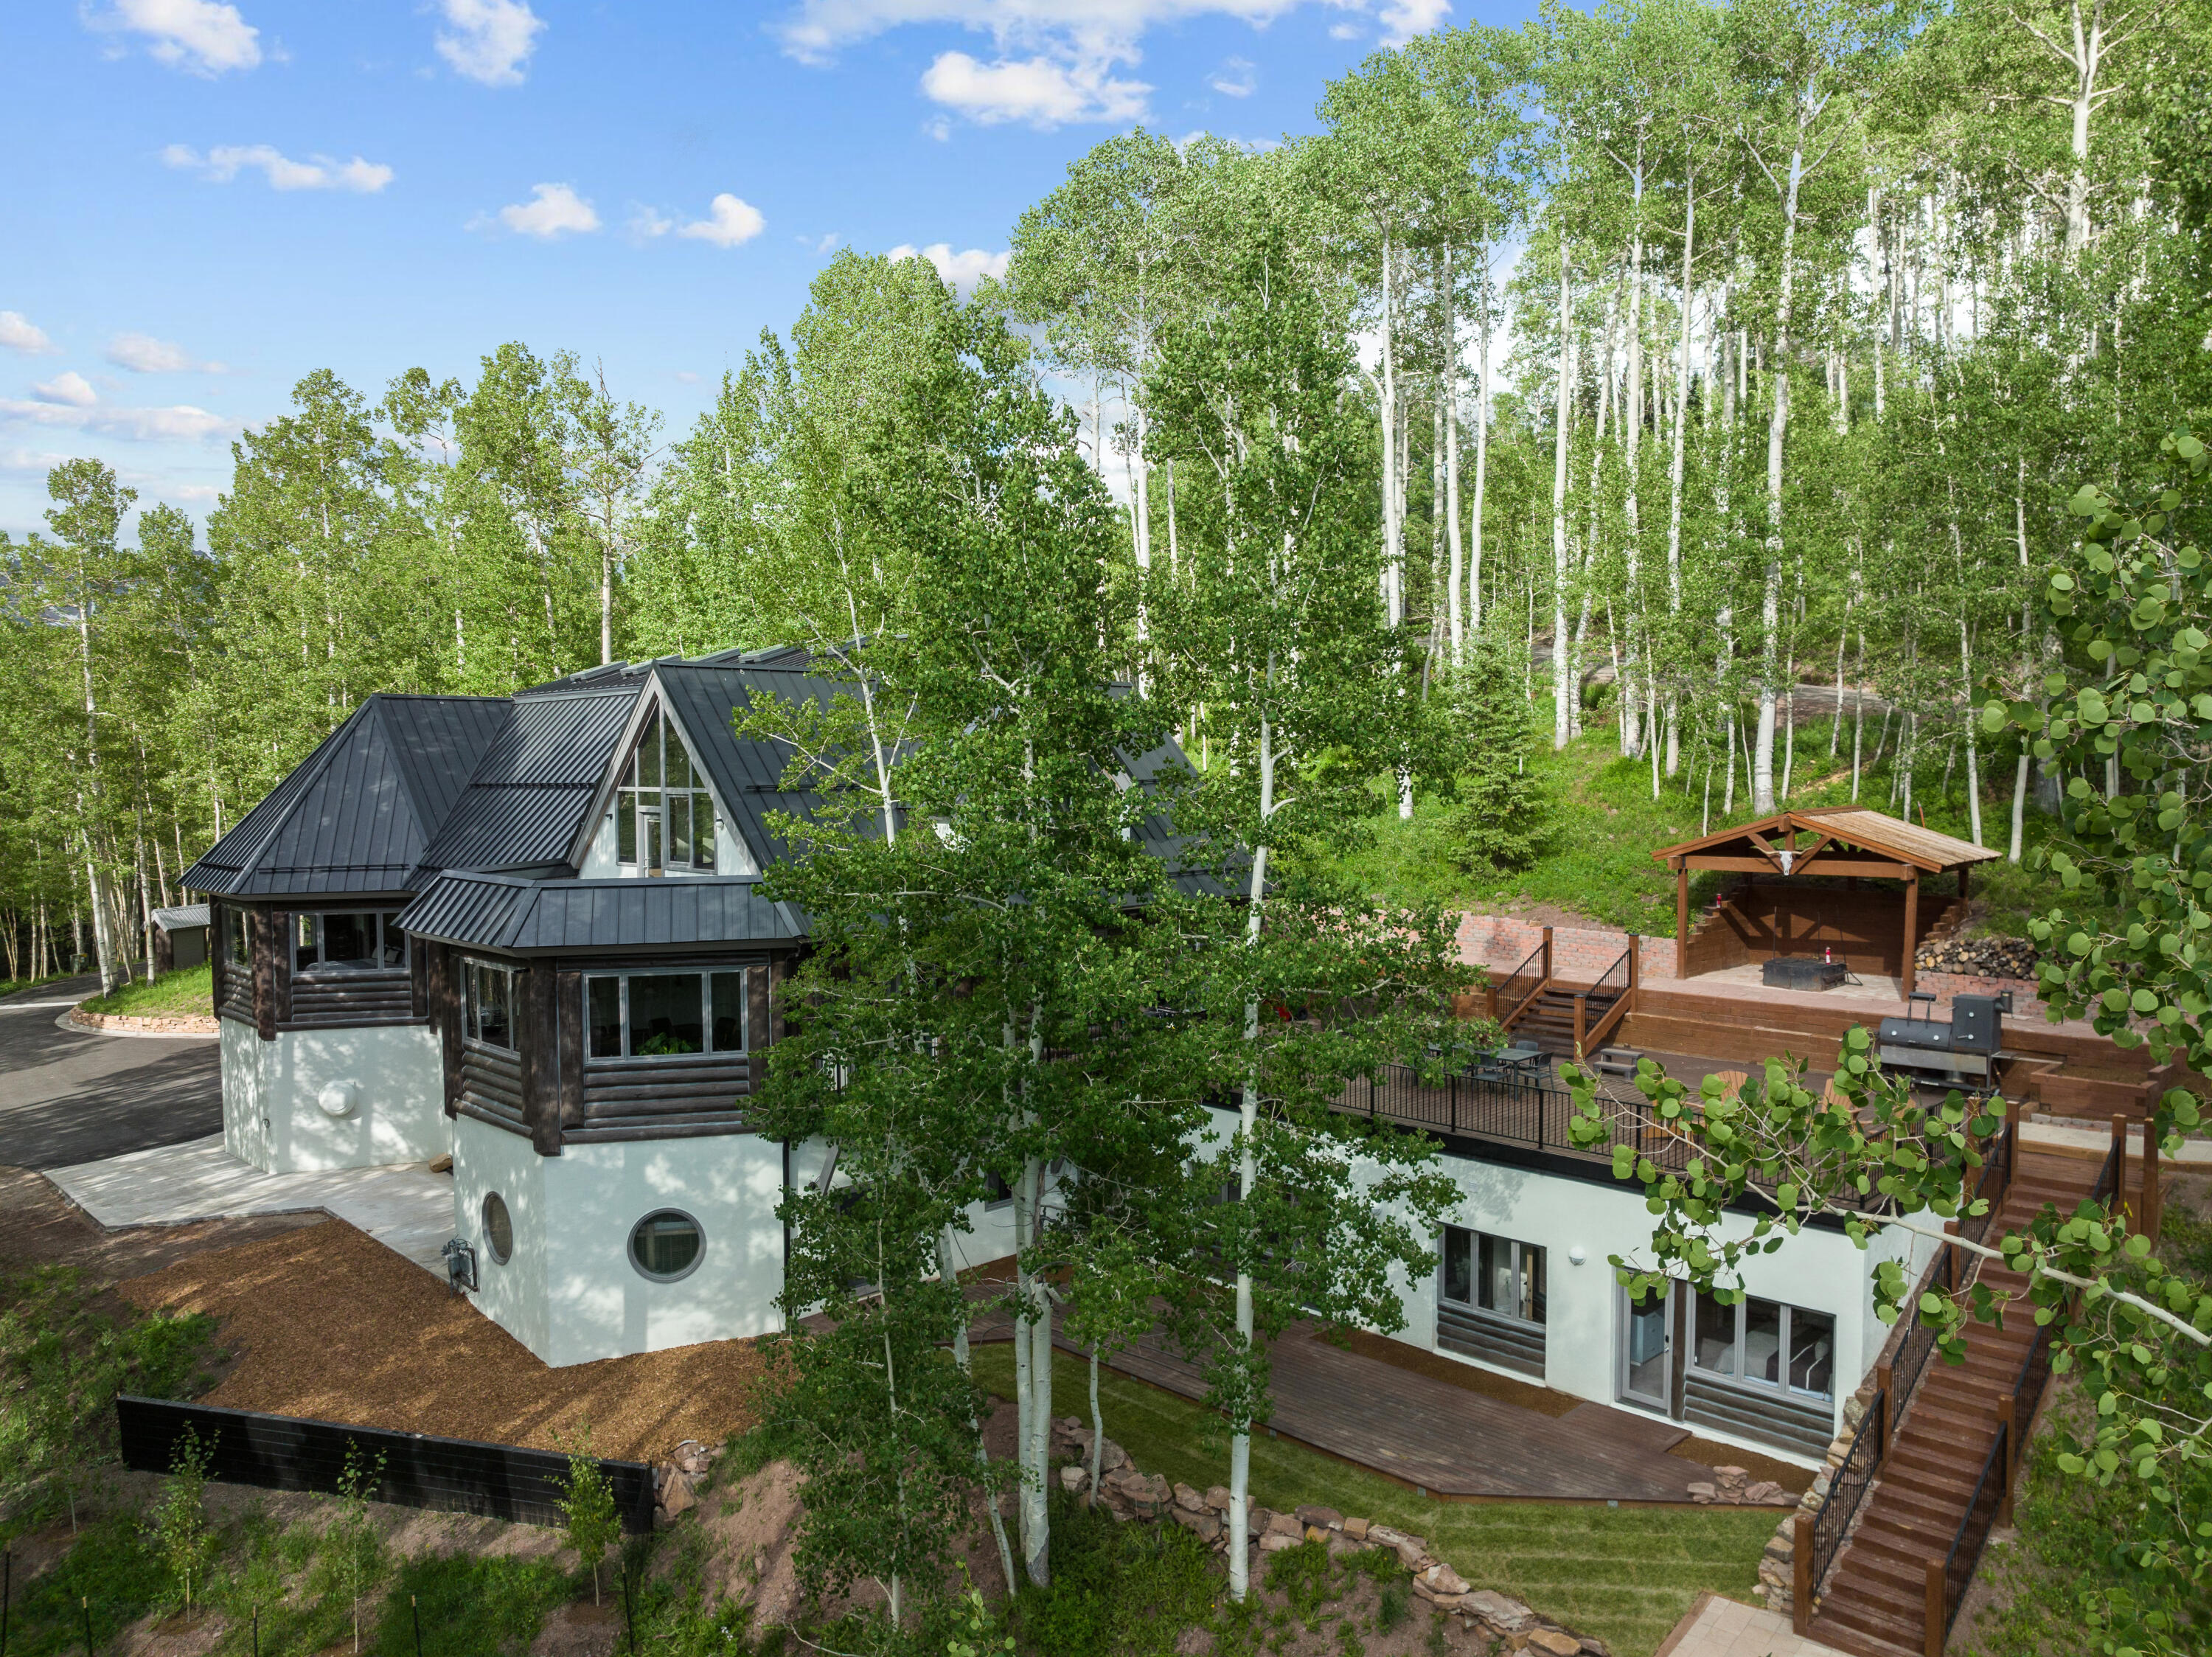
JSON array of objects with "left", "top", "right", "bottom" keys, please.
[{"left": 0, "top": 976, "right": 220, "bottom": 1170}]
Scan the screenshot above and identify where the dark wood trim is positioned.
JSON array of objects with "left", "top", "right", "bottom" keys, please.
[
  {"left": 433, "top": 944, "right": 462, "bottom": 1118},
  {"left": 557, "top": 970, "right": 584, "bottom": 1133},
  {"left": 251, "top": 908, "right": 276, "bottom": 1042},
  {"left": 209, "top": 899, "right": 225, "bottom": 1004},
  {"left": 749, "top": 958, "right": 773, "bottom": 1090},
  {"left": 271, "top": 911, "right": 293, "bottom": 1027},
  {"left": 1681, "top": 855, "right": 1916, "bottom": 878},
  {"left": 411, "top": 940, "right": 430, "bottom": 1020},
  {"left": 525, "top": 965, "right": 561, "bottom": 1157}
]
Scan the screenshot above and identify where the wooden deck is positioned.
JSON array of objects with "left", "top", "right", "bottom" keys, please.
[{"left": 975, "top": 1307, "right": 1714, "bottom": 1504}]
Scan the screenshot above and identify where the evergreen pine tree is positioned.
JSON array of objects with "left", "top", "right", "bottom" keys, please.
[{"left": 1447, "top": 631, "right": 1551, "bottom": 873}]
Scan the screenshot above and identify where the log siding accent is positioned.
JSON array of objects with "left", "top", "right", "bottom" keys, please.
[
  {"left": 459, "top": 1041, "right": 527, "bottom": 1137},
  {"left": 1436, "top": 1302, "right": 1548, "bottom": 1380},
  {"left": 281, "top": 972, "right": 417, "bottom": 1029},
  {"left": 1680, "top": 1371, "right": 1835, "bottom": 1460}
]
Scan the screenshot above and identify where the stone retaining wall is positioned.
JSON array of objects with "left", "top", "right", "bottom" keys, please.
[{"left": 69, "top": 1005, "right": 219, "bottom": 1036}]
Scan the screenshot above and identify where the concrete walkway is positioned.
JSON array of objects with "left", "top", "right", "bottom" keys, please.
[
  {"left": 44, "top": 1133, "right": 454, "bottom": 1275},
  {"left": 1655, "top": 1594, "right": 1856, "bottom": 1657}
]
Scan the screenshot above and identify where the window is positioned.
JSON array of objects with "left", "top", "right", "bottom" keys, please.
[
  {"left": 584, "top": 968, "right": 748, "bottom": 1061},
  {"left": 293, "top": 911, "right": 406, "bottom": 973},
  {"left": 1691, "top": 1292, "right": 1834, "bottom": 1401},
  {"left": 1440, "top": 1226, "right": 1545, "bottom": 1324},
  {"left": 462, "top": 957, "right": 517, "bottom": 1051},
  {"left": 481, "top": 1192, "right": 513, "bottom": 1265},
  {"left": 629, "top": 1209, "right": 704, "bottom": 1281},
  {"left": 615, "top": 709, "right": 717, "bottom": 873},
  {"left": 225, "top": 906, "right": 249, "bottom": 968}
]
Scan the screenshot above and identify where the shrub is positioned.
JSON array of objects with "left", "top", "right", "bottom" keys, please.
[
  {"left": 552, "top": 1423, "right": 622, "bottom": 1605},
  {"left": 145, "top": 1425, "right": 218, "bottom": 1614}
]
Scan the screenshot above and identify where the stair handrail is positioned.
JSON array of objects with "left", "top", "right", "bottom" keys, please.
[
  {"left": 1491, "top": 929, "right": 1554, "bottom": 1030},
  {"left": 1796, "top": 1380, "right": 1888, "bottom": 1630},
  {"left": 1579, "top": 938, "right": 1639, "bottom": 1055},
  {"left": 1930, "top": 1417, "right": 2011, "bottom": 1653}
]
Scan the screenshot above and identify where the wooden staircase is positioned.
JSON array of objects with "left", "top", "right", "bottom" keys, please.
[
  {"left": 1486, "top": 926, "right": 1639, "bottom": 1060},
  {"left": 1806, "top": 1147, "right": 2106, "bottom": 1657},
  {"left": 1509, "top": 987, "right": 1583, "bottom": 1057}
]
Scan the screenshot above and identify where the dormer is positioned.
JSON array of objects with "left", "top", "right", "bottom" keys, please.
[{"left": 578, "top": 686, "right": 758, "bottom": 878}]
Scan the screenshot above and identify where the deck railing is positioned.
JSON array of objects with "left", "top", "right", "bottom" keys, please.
[
  {"left": 1798, "top": 1381, "right": 1886, "bottom": 1621},
  {"left": 1340, "top": 1061, "right": 1700, "bottom": 1173},
  {"left": 1576, "top": 939, "right": 1639, "bottom": 1056}
]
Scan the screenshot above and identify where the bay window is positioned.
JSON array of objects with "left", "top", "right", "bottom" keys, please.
[
  {"left": 616, "top": 709, "right": 717, "bottom": 874},
  {"left": 1692, "top": 1290, "right": 1834, "bottom": 1401},
  {"left": 225, "top": 906, "right": 249, "bottom": 969},
  {"left": 585, "top": 968, "right": 748, "bottom": 1060},
  {"left": 293, "top": 910, "right": 406, "bottom": 973},
  {"left": 462, "top": 957, "right": 516, "bottom": 1052}
]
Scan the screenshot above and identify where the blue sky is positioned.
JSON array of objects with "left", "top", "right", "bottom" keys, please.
[{"left": 0, "top": 0, "right": 1540, "bottom": 540}]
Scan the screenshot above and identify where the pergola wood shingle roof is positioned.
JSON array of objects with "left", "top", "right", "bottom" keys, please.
[{"left": 1653, "top": 807, "right": 2000, "bottom": 996}]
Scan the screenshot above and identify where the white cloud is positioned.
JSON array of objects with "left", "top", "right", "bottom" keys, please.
[
  {"left": 434, "top": 0, "right": 544, "bottom": 86},
  {"left": 890, "top": 242, "right": 1011, "bottom": 297},
  {"left": 491, "top": 182, "right": 600, "bottom": 238},
  {"left": 628, "top": 205, "right": 675, "bottom": 240},
  {"left": 921, "top": 50, "right": 1149, "bottom": 127},
  {"left": 776, "top": 3, "right": 1453, "bottom": 120},
  {"left": 33, "top": 372, "right": 100, "bottom": 409},
  {"left": 87, "top": 0, "right": 263, "bottom": 76},
  {"left": 0, "top": 313, "right": 58, "bottom": 356},
  {"left": 677, "top": 194, "right": 766, "bottom": 248},
  {"left": 672, "top": 370, "right": 702, "bottom": 384},
  {"left": 163, "top": 143, "right": 394, "bottom": 192},
  {"left": 171, "top": 482, "right": 224, "bottom": 503},
  {"left": 923, "top": 114, "right": 953, "bottom": 142},
  {"left": 0, "top": 389, "right": 232, "bottom": 442},
  {"left": 0, "top": 448, "right": 82, "bottom": 475},
  {"left": 1209, "top": 55, "right": 1256, "bottom": 96},
  {"left": 806, "top": 232, "right": 842, "bottom": 254},
  {"left": 106, "top": 332, "right": 225, "bottom": 374}
]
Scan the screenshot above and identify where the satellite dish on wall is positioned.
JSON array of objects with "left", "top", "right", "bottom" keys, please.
[{"left": 316, "top": 1080, "right": 359, "bottom": 1119}]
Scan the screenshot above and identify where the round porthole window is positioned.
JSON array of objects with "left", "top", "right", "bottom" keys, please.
[
  {"left": 481, "top": 1192, "right": 513, "bottom": 1265},
  {"left": 629, "top": 1209, "right": 704, "bottom": 1282}
]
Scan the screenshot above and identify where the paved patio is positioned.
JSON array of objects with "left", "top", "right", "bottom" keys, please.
[
  {"left": 1655, "top": 1594, "right": 1857, "bottom": 1657},
  {"left": 44, "top": 1133, "right": 454, "bottom": 1274}
]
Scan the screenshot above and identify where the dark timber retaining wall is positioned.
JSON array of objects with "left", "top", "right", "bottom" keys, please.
[{"left": 115, "top": 1396, "right": 657, "bottom": 1533}]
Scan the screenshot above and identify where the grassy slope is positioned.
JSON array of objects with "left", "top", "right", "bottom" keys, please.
[
  {"left": 970, "top": 1344, "right": 1773, "bottom": 1657},
  {"left": 79, "top": 961, "right": 212, "bottom": 1018},
  {"left": 1335, "top": 712, "right": 2081, "bottom": 942}
]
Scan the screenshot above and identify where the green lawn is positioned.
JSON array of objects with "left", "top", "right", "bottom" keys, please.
[
  {"left": 78, "top": 961, "right": 213, "bottom": 1018},
  {"left": 969, "top": 1344, "right": 1775, "bottom": 1657}
]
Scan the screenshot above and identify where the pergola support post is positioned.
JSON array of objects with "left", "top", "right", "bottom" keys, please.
[
  {"left": 1674, "top": 864, "right": 1688, "bottom": 965},
  {"left": 1902, "top": 870, "right": 1920, "bottom": 999}
]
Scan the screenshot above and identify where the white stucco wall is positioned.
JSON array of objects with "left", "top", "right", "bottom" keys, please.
[
  {"left": 1199, "top": 1104, "right": 1931, "bottom": 1467},
  {"left": 218, "top": 1018, "right": 449, "bottom": 1174},
  {"left": 453, "top": 1111, "right": 552, "bottom": 1358},
  {"left": 456, "top": 1123, "right": 790, "bottom": 1367}
]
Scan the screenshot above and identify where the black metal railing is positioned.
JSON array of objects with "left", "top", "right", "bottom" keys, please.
[
  {"left": 1489, "top": 934, "right": 1551, "bottom": 1024},
  {"left": 1340, "top": 1061, "right": 1700, "bottom": 1173},
  {"left": 1890, "top": 1243, "right": 1958, "bottom": 1414},
  {"left": 1938, "top": 1419, "right": 2011, "bottom": 1643},
  {"left": 1807, "top": 1383, "right": 1886, "bottom": 1601}
]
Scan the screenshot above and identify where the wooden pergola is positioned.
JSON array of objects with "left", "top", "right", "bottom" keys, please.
[{"left": 1654, "top": 807, "right": 2003, "bottom": 998}]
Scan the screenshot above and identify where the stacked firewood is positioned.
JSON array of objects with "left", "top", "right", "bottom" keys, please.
[{"left": 1913, "top": 934, "right": 2039, "bottom": 979}]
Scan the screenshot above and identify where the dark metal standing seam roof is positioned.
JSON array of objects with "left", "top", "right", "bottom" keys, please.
[
  {"left": 181, "top": 695, "right": 512, "bottom": 897},
  {"left": 395, "top": 872, "right": 808, "bottom": 955},
  {"left": 405, "top": 687, "right": 639, "bottom": 885}
]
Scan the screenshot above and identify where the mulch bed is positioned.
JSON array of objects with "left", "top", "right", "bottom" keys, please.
[{"left": 114, "top": 1219, "right": 768, "bottom": 1464}]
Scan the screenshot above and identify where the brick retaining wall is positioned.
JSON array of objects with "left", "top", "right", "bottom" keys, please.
[{"left": 1455, "top": 913, "right": 1679, "bottom": 984}]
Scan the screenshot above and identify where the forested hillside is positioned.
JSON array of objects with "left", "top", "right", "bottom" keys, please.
[{"left": 4, "top": 0, "right": 2207, "bottom": 993}]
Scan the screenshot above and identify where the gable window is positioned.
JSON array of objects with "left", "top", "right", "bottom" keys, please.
[
  {"left": 462, "top": 957, "right": 517, "bottom": 1052},
  {"left": 1441, "top": 1226, "right": 1545, "bottom": 1324},
  {"left": 1692, "top": 1290, "right": 1834, "bottom": 1402},
  {"left": 585, "top": 968, "right": 748, "bottom": 1061},
  {"left": 616, "top": 709, "right": 717, "bottom": 874}
]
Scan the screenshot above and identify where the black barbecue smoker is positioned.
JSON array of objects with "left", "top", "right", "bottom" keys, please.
[{"left": 1877, "top": 990, "right": 2012, "bottom": 1086}]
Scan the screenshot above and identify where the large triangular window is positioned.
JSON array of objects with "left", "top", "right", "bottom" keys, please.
[{"left": 616, "top": 708, "right": 717, "bottom": 872}]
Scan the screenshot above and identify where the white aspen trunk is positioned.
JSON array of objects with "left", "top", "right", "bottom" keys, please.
[
  {"left": 947, "top": 1226, "right": 1018, "bottom": 1593},
  {"left": 1663, "top": 179, "right": 1696, "bottom": 778},
  {"left": 1756, "top": 122, "right": 1806, "bottom": 813},
  {"left": 1444, "top": 246, "right": 1465, "bottom": 666},
  {"left": 1227, "top": 704, "right": 1276, "bottom": 1602},
  {"left": 2010, "top": 473, "right": 2033, "bottom": 860},
  {"left": 1380, "top": 236, "right": 1403, "bottom": 630},
  {"left": 1622, "top": 222, "right": 1646, "bottom": 763},
  {"left": 1472, "top": 254, "right": 1492, "bottom": 638},
  {"left": 1551, "top": 235, "right": 1575, "bottom": 750}
]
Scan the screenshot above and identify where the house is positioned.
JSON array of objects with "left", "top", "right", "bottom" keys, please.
[
  {"left": 185, "top": 647, "right": 1924, "bottom": 1467},
  {"left": 149, "top": 903, "right": 209, "bottom": 975}
]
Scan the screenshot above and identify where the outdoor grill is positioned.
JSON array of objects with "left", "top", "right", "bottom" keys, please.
[{"left": 1877, "top": 991, "right": 2011, "bottom": 1085}]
